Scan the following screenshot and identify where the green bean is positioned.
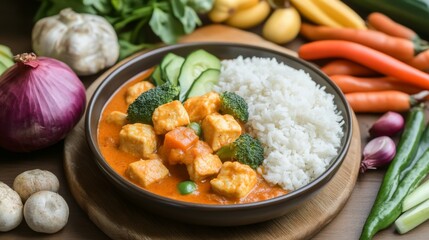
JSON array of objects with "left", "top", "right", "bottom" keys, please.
[
  {"left": 360, "top": 105, "right": 426, "bottom": 240},
  {"left": 400, "top": 122, "right": 429, "bottom": 181},
  {"left": 373, "top": 106, "right": 425, "bottom": 205},
  {"left": 360, "top": 148, "right": 429, "bottom": 239},
  {"left": 177, "top": 180, "right": 197, "bottom": 195}
]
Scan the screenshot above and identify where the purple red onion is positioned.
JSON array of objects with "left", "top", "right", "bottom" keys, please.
[
  {"left": 0, "top": 53, "right": 86, "bottom": 152},
  {"left": 361, "top": 136, "right": 396, "bottom": 173}
]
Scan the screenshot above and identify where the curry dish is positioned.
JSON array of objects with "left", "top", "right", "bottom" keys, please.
[{"left": 97, "top": 69, "right": 287, "bottom": 204}]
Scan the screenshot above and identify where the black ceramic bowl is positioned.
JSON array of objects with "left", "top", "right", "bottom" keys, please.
[{"left": 85, "top": 42, "right": 353, "bottom": 226}]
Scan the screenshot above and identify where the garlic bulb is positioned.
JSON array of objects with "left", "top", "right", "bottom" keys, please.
[{"left": 32, "top": 8, "right": 119, "bottom": 76}]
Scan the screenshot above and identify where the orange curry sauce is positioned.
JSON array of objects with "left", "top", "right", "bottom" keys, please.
[{"left": 97, "top": 70, "right": 287, "bottom": 204}]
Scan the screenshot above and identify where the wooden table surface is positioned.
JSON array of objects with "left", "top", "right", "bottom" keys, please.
[{"left": 1, "top": 1, "right": 429, "bottom": 239}]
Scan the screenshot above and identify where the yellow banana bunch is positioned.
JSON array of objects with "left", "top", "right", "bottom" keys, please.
[
  {"left": 225, "top": 1, "right": 271, "bottom": 29},
  {"left": 208, "top": 0, "right": 303, "bottom": 44},
  {"left": 208, "top": 0, "right": 260, "bottom": 23},
  {"left": 290, "top": 0, "right": 366, "bottom": 29}
]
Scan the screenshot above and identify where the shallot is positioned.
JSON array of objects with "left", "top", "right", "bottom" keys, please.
[
  {"left": 361, "top": 136, "right": 396, "bottom": 173},
  {"left": 369, "top": 111, "right": 404, "bottom": 137}
]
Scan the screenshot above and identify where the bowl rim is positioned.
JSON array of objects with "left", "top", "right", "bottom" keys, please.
[{"left": 85, "top": 42, "right": 353, "bottom": 210}]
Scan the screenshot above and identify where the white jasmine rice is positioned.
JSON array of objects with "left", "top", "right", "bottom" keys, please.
[{"left": 214, "top": 56, "right": 344, "bottom": 191}]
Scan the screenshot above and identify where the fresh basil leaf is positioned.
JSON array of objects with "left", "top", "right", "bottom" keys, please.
[
  {"left": 186, "top": 0, "right": 214, "bottom": 14},
  {"left": 171, "top": 0, "right": 186, "bottom": 19},
  {"left": 111, "top": 0, "right": 123, "bottom": 11},
  {"left": 113, "top": 6, "right": 152, "bottom": 31},
  {"left": 181, "top": 6, "right": 202, "bottom": 34},
  {"left": 149, "top": 8, "right": 184, "bottom": 44}
]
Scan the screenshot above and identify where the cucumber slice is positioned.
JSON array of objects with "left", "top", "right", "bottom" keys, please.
[
  {"left": 160, "top": 53, "right": 179, "bottom": 81},
  {"left": 0, "top": 44, "right": 13, "bottom": 58},
  {"left": 178, "top": 49, "right": 220, "bottom": 101},
  {"left": 0, "top": 54, "right": 14, "bottom": 68},
  {"left": 150, "top": 65, "right": 164, "bottom": 86},
  {"left": 0, "top": 61, "right": 7, "bottom": 75},
  {"left": 395, "top": 199, "right": 429, "bottom": 234},
  {"left": 164, "top": 56, "right": 185, "bottom": 86},
  {"left": 186, "top": 69, "right": 220, "bottom": 99}
]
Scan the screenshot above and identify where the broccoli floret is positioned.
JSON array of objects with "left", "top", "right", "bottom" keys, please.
[
  {"left": 216, "top": 134, "right": 264, "bottom": 169},
  {"left": 219, "top": 92, "right": 249, "bottom": 122},
  {"left": 127, "top": 82, "right": 180, "bottom": 124}
]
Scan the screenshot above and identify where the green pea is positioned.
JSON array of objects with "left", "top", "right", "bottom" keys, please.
[
  {"left": 177, "top": 180, "right": 197, "bottom": 195},
  {"left": 187, "top": 122, "right": 202, "bottom": 137}
]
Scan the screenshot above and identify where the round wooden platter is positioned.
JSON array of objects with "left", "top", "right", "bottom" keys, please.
[{"left": 64, "top": 25, "right": 362, "bottom": 240}]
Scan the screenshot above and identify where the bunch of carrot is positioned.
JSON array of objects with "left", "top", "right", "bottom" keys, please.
[{"left": 298, "top": 12, "right": 429, "bottom": 113}]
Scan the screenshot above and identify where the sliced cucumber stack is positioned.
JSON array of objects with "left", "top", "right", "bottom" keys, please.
[
  {"left": 177, "top": 49, "right": 220, "bottom": 101},
  {"left": 150, "top": 49, "right": 221, "bottom": 101}
]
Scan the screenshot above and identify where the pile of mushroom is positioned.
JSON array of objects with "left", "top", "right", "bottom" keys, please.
[{"left": 0, "top": 169, "right": 69, "bottom": 233}]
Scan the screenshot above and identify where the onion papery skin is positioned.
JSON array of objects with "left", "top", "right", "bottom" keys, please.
[{"left": 0, "top": 54, "right": 86, "bottom": 152}]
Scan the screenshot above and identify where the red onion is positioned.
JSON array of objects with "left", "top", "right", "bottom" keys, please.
[
  {"left": 0, "top": 53, "right": 86, "bottom": 152},
  {"left": 361, "top": 136, "right": 396, "bottom": 173},
  {"left": 369, "top": 111, "right": 404, "bottom": 137}
]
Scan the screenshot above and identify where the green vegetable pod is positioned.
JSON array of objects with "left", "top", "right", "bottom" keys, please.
[
  {"left": 359, "top": 106, "right": 426, "bottom": 240},
  {"left": 343, "top": 0, "right": 429, "bottom": 40},
  {"left": 373, "top": 106, "right": 425, "bottom": 205},
  {"left": 395, "top": 198, "right": 429, "bottom": 234},
  {"left": 360, "top": 147, "right": 429, "bottom": 240}
]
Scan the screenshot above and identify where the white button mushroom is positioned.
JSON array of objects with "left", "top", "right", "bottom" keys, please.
[
  {"left": 24, "top": 191, "right": 69, "bottom": 234},
  {"left": 13, "top": 169, "right": 60, "bottom": 202},
  {"left": 0, "top": 182, "right": 23, "bottom": 232}
]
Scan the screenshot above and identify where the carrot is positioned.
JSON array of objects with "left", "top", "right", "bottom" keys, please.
[
  {"left": 164, "top": 127, "right": 198, "bottom": 151},
  {"left": 409, "top": 49, "right": 429, "bottom": 72},
  {"left": 298, "top": 40, "right": 429, "bottom": 89},
  {"left": 367, "top": 12, "right": 418, "bottom": 41},
  {"left": 330, "top": 74, "right": 423, "bottom": 94},
  {"left": 345, "top": 91, "right": 411, "bottom": 113},
  {"left": 321, "top": 59, "right": 379, "bottom": 77},
  {"left": 300, "top": 23, "right": 426, "bottom": 61}
]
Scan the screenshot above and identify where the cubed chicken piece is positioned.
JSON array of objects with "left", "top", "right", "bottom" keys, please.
[
  {"left": 125, "top": 81, "right": 155, "bottom": 105},
  {"left": 152, "top": 100, "right": 190, "bottom": 135},
  {"left": 119, "top": 123, "right": 157, "bottom": 158},
  {"left": 164, "top": 127, "right": 199, "bottom": 165},
  {"left": 210, "top": 161, "right": 257, "bottom": 199},
  {"left": 201, "top": 114, "right": 242, "bottom": 151},
  {"left": 183, "top": 140, "right": 213, "bottom": 165},
  {"left": 126, "top": 159, "right": 169, "bottom": 187},
  {"left": 105, "top": 111, "right": 128, "bottom": 126},
  {"left": 187, "top": 153, "right": 222, "bottom": 182},
  {"left": 183, "top": 92, "right": 220, "bottom": 122}
]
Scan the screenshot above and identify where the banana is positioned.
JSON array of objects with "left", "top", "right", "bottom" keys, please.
[
  {"left": 310, "top": 0, "right": 366, "bottom": 29},
  {"left": 290, "top": 0, "right": 342, "bottom": 28},
  {"left": 238, "top": 0, "right": 259, "bottom": 10},
  {"left": 208, "top": 0, "right": 259, "bottom": 23},
  {"left": 262, "top": 7, "right": 301, "bottom": 44},
  {"left": 225, "top": 1, "right": 271, "bottom": 29}
]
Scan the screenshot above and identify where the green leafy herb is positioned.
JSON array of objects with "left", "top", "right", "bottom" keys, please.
[{"left": 35, "top": 0, "right": 213, "bottom": 59}]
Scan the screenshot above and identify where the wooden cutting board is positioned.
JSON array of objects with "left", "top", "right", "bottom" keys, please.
[{"left": 64, "top": 24, "right": 361, "bottom": 240}]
